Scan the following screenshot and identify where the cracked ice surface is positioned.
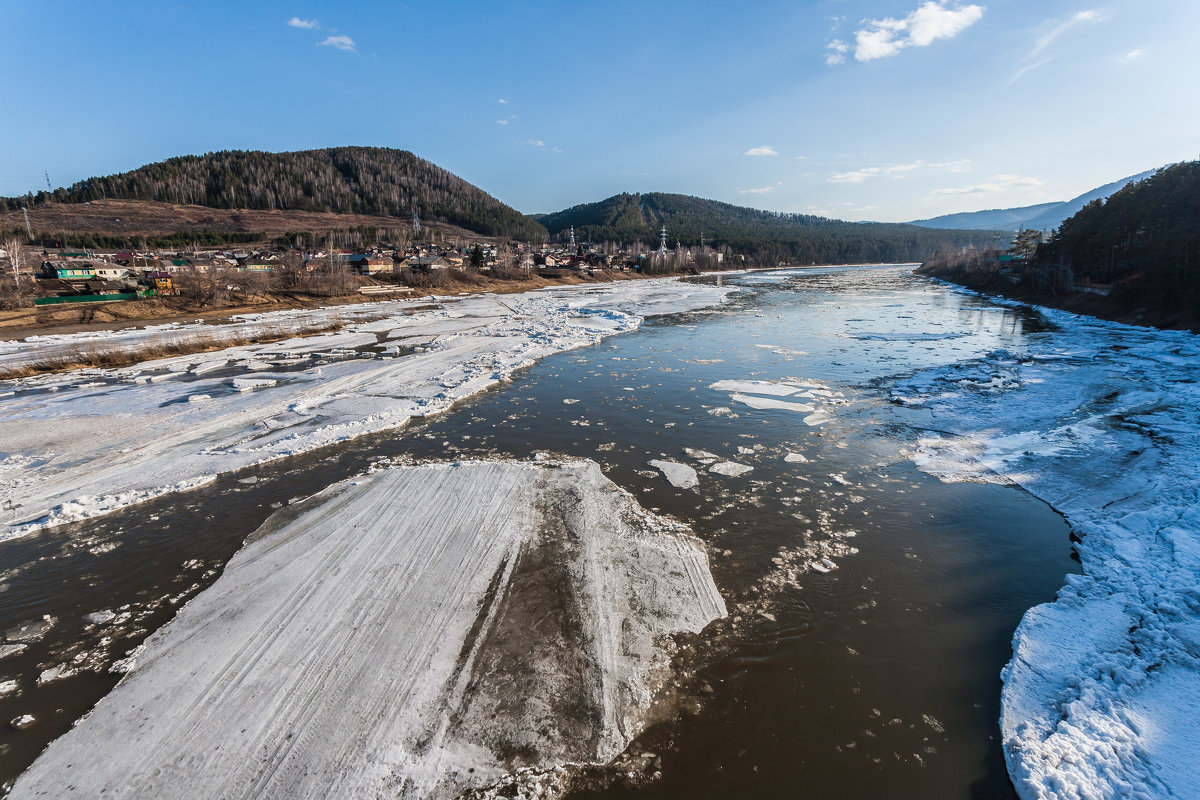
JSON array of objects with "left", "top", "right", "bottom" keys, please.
[
  {"left": 9, "top": 459, "right": 726, "bottom": 799},
  {"left": 0, "top": 279, "right": 734, "bottom": 539},
  {"left": 892, "top": 296, "right": 1200, "bottom": 800}
]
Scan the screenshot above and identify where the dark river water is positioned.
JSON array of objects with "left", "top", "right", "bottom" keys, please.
[{"left": 0, "top": 266, "right": 1078, "bottom": 797}]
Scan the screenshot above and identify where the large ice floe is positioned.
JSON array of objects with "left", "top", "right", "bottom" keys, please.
[
  {"left": 10, "top": 459, "right": 726, "bottom": 799},
  {"left": 0, "top": 278, "right": 733, "bottom": 539},
  {"left": 892, "top": 287, "right": 1200, "bottom": 800}
]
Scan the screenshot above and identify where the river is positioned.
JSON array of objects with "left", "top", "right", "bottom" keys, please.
[{"left": 0, "top": 266, "right": 1079, "bottom": 796}]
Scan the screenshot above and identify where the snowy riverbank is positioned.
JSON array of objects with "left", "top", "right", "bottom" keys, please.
[
  {"left": 10, "top": 459, "right": 726, "bottom": 798},
  {"left": 0, "top": 278, "right": 734, "bottom": 540},
  {"left": 893, "top": 286, "right": 1200, "bottom": 799}
]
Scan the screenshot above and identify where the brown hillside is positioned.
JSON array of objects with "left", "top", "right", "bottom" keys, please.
[{"left": 0, "top": 199, "right": 486, "bottom": 242}]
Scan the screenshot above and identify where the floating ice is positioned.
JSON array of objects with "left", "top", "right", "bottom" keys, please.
[
  {"left": 649, "top": 459, "right": 699, "bottom": 489},
  {"left": 898, "top": 292, "right": 1200, "bottom": 800},
  {"left": 709, "top": 461, "right": 753, "bottom": 477}
]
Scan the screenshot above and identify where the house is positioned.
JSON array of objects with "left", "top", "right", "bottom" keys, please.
[
  {"left": 355, "top": 256, "right": 395, "bottom": 275},
  {"left": 41, "top": 261, "right": 96, "bottom": 280},
  {"left": 93, "top": 264, "right": 131, "bottom": 280},
  {"left": 144, "top": 271, "right": 176, "bottom": 295},
  {"left": 82, "top": 279, "right": 131, "bottom": 296},
  {"left": 406, "top": 256, "right": 451, "bottom": 270}
]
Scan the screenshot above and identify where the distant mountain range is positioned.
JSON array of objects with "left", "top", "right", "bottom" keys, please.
[
  {"left": 909, "top": 169, "right": 1159, "bottom": 232},
  {"left": 4, "top": 147, "right": 992, "bottom": 263}
]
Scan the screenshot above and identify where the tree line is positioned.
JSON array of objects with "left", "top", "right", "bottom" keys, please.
[
  {"left": 1033, "top": 160, "right": 1200, "bottom": 314},
  {"left": 535, "top": 192, "right": 994, "bottom": 265}
]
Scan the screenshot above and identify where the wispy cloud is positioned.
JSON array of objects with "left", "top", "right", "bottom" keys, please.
[
  {"left": 526, "top": 139, "right": 562, "bottom": 152},
  {"left": 498, "top": 98, "right": 509, "bottom": 104},
  {"left": 1008, "top": 10, "right": 1101, "bottom": 84},
  {"left": 1119, "top": 48, "right": 1144, "bottom": 63},
  {"left": 829, "top": 159, "right": 970, "bottom": 183},
  {"left": 932, "top": 174, "right": 1043, "bottom": 195},
  {"left": 497, "top": 120, "right": 509, "bottom": 125},
  {"left": 826, "top": 39, "right": 850, "bottom": 66},
  {"left": 287, "top": 17, "right": 319, "bottom": 29},
  {"left": 833, "top": 2, "right": 984, "bottom": 64},
  {"left": 739, "top": 186, "right": 775, "bottom": 194},
  {"left": 318, "top": 34, "right": 356, "bottom": 52},
  {"left": 744, "top": 146, "right": 779, "bottom": 157}
]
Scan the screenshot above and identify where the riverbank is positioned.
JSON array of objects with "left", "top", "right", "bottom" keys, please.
[
  {"left": 912, "top": 264, "right": 1200, "bottom": 333},
  {"left": 893, "top": 282, "right": 1200, "bottom": 799},
  {"left": 0, "top": 277, "right": 736, "bottom": 540},
  {"left": 0, "top": 268, "right": 651, "bottom": 341}
]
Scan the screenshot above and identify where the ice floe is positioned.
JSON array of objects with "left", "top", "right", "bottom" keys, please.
[
  {"left": 649, "top": 459, "right": 699, "bottom": 489},
  {"left": 10, "top": 459, "right": 726, "bottom": 799}
]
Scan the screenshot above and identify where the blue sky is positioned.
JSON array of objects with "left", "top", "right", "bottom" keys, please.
[{"left": 2, "top": 0, "right": 1196, "bottom": 221}]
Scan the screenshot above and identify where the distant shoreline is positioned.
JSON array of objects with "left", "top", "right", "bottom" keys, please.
[{"left": 913, "top": 263, "right": 1200, "bottom": 333}]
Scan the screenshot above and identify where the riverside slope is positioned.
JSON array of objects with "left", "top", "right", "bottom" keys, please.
[
  {"left": 10, "top": 460, "right": 726, "bottom": 798},
  {"left": 0, "top": 278, "right": 734, "bottom": 540}
]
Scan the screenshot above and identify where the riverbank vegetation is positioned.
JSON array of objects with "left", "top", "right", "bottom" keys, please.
[{"left": 917, "top": 160, "right": 1200, "bottom": 331}]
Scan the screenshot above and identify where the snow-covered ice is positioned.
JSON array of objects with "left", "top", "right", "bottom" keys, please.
[
  {"left": 893, "top": 291, "right": 1200, "bottom": 800},
  {"left": 649, "top": 459, "right": 699, "bottom": 489},
  {"left": 0, "top": 278, "right": 733, "bottom": 539},
  {"left": 709, "top": 461, "right": 753, "bottom": 477},
  {"left": 10, "top": 459, "right": 726, "bottom": 799}
]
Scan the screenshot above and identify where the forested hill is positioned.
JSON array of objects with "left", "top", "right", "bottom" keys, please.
[
  {"left": 536, "top": 192, "right": 991, "bottom": 264},
  {"left": 1, "top": 147, "right": 546, "bottom": 240},
  {"left": 1035, "top": 160, "right": 1200, "bottom": 319}
]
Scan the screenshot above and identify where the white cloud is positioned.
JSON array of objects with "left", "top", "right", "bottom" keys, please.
[
  {"left": 834, "top": 2, "right": 983, "bottom": 63},
  {"left": 1119, "top": 48, "right": 1144, "bottom": 63},
  {"left": 528, "top": 139, "right": 545, "bottom": 148},
  {"left": 829, "top": 159, "right": 970, "bottom": 183},
  {"left": 932, "top": 174, "right": 1043, "bottom": 195},
  {"left": 498, "top": 98, "right": 509, "bottom": 104},
  {"left": 287, "top": 17, "right": 319, "bottom": 29},
  {"left": 825, "top": 39, "right": 849, "bottom": 66},
  {"left": 744, "top": 146, "right": 779, "bottom": 157},
  {"left": 318, "top": 34, "right": 356, "bottom": 52},
  {"left": 739, "top": 186, "right": 775, "bottom": 194},
  {"left": 830, "top": 167, "right": 882, "bottom": 183},
  {"left": 497, "top": 120, "right": 509, "bottom": 125}
]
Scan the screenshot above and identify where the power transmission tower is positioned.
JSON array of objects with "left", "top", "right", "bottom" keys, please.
[
  {"left": 659, "top": 226, "right": 668, "bottom": 255},
  {"left": 44, "top": 171, "right": 52, "bottom": 192}
]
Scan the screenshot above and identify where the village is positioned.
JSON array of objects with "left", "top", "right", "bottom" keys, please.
[{"left": 3, "top": 225, "right": 730, "bottom": 309}]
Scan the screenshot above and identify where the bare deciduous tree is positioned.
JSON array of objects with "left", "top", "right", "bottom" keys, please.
[{"left": 1, "top": 236, "right": 25, "bottom": 284}]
